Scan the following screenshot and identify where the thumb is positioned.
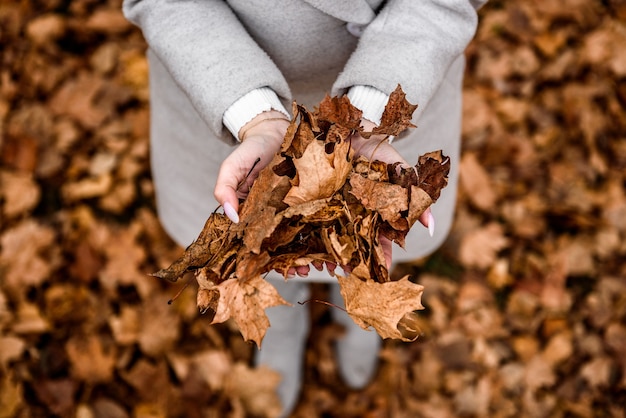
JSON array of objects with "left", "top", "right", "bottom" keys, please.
[{"left": 214, "top": 163, "right": 241, "bottom": 223}]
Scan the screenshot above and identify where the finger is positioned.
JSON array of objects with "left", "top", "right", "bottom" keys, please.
[
  {"left": 351, "top": 134, "right": 407, "bottom": 165},
  {"left": 312, "top": 261, "right": 324, "bottom": 271},
  {"left": 296, "top": 265, "right": 310, "bottom": 277},
  {"left": 214, "top": 161, "right": 244, "bottom": 222},
  {"left": 418, "top": 208, "right": 435, "bottom": 237}
]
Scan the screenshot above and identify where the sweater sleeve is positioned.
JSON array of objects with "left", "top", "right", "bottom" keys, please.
[
  {"left": 333, "top": 0, "right": 481, "bottom": 120},
  {"left": 123, "top": 0, "right": 292, "bottom": 141}
]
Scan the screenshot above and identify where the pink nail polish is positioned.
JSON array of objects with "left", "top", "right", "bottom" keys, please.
[
  {"left": 223, "top": 202, "right": 239, "bottom": 223},
  {"left": 428, "top": 212, "right": 435, "bottom": 237}
]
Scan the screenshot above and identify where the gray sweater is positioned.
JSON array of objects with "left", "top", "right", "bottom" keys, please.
[{"left": 123, "top": 0, "right": 485, "bottom": 280}]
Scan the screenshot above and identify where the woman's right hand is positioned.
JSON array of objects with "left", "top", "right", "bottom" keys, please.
[
  {"left": 214, "top": 111, "right": 290, "bottom": 223},
  {"left": 214, "top": 110, "right": 311, "bottom": 277}
]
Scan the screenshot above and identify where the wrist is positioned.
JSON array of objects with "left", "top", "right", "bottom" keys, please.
[
  {"left": 223, "top": 87, "right": 290, "bottom": 140},
  {"left": 238, "top": 111, "right": 290, "bottom": 142},
  {"left": 347, "top": 85, "right": 389, "bottom": 126}
]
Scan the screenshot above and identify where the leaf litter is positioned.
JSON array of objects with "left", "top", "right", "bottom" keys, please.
[{"left": 1, "top": 0, "right": 625, "bottom": 416}]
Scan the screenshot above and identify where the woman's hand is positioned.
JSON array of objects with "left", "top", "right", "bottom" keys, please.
[
  {"left": 350, "top": 119, "right": 434, "bottom": 270},
  {"left": 214, "top": 114, "right": 433, "bottom": 276},
  {"left": 214, "top": 111, "right": 290, "bottom": 223}
]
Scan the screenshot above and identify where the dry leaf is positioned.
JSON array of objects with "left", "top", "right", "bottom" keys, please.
[
  {"left": 0, "top": 170, "right": 41, "bottom": 218},
  {"left": 191, "top": 350, "right": 232, "bottom": 391},
  {"left": 225, "top": 363, "right": 282, "bottom": 418},
  {"left": 459, "top": 152, "right": 497, "bottom": 211},
  {"left": 1, "top": 0, "right": 625, "bottom": 415},
  {"left": 65, "top": 335, "right": 116, "bottom": 383},
  {"left": 0, "top": 336, "right": 26, "bottom": 369},
  {"left": 32, "top": 379, "right": 77, "bottom": 416},
  {"left": 0, "top": 372, "right": 23, "bottom": 418},
  {"left": 212, "top": 276, "right": 289, "bottom": 347},
  {"left": 138, "top": 294, "right": 181, "bottom": 357},
  {"left": 283, "top": 138, "right": 352, "bottom": 206},
  {"left": 337, "top": 274, "right": 425, "bottom": 341},
  {"left": 459, "top": 223, "right": 509, "bottom": 269},
  {"left": 0, "top": 220, "right": 57, "bottom": 292}
]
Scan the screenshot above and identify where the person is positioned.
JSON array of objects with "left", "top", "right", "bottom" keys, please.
[{"left": 123, "top": 1, "right": 486, "bottom": 416}]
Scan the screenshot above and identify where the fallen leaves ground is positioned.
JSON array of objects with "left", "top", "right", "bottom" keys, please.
[{"left": 1, "top": 0, "right": 625, "bottom": 417}]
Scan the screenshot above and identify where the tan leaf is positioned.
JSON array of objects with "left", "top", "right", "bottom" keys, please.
[
  {"left": 0, "top": 220, "right": 56, "bottom": 292},
  {"left": 0, "top": 371, "right": 23, "bottom": 418},
  {"left": 320, "top": 227, "right": 356, "bottom": 266},
  {"left": 225, "top": 363, "right": 282, "bottom": 418},
  {"left": 137, "top": 294, "right": 181, "bottom": 357},
  {"left": 65, "top": 335, "right": 116, "bottom": 383},
  {"left": 349, "top": 174, "right": 408, "bottom": 224},
  {"left": 48, "top": 71, "right": 107, "bottom": 129},
  {"left": 337, "top": 274, "right": 425, "bottom": 341},
  {"left": 0, "top": 336, "right": 26, "bottom": 368},
  {"left": 212, "top": 277, "right": 289, "bottom": 347},
  {"left": 242, "top": 207, "right": 276, "bottom": 254},
  {"left": 11, "top": 302, "right": 49, "bottom": 334},
  {"left": 108, "top": 306, "right": 140, "bottom": 345},
  {"left": 191, "top": 350, "right": 232, "bottom": 391},
  {"left": 25, "top": 13, "right": 65, "bottom": 45},
  {"left": 99, "top": 222, "right": 152, "bottom": 298},
  {"left": 459, "top": 222, "right": 509, "bottom": 269},
  {"left": 283, "top": 138, "right": 352, "bottom": 206},
  {"left": 459, "top": 152, "right": 497, "bottom": 211},
  {"left": 0, "top": 170, "right": 41, "bottom": 218}
]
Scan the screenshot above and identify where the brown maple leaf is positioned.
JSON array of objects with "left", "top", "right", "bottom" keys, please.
[
  {"left": 283, "top": 138, "right": 353, "bottom": 206},
  {"left": 349, "top": 174, "right": 408, "bottom": 225},
  {"left": 212, "top": 276, "right": 289, "bottom": 347},
  {"left": 315, "top": 94, "right": 363, "bottom": 142},
  {"left": 416, "top": 150, "right": 450, "bottom": 201},
  {"left": 362, "top": 85, "right": 417, "bottom": 138},
  {"left": 337, "top": 274, "right": 425, "bottom": 341},
  {"left": 151, "top": 213, "right": 232, "bottom": 282}
]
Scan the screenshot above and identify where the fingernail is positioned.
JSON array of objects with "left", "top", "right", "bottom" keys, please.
[
  {"left": 428, "top": 212, "right": 435, "bottom": 237},
  {"left": 223, "top": 202, "right": 239, "bottom": 223}
]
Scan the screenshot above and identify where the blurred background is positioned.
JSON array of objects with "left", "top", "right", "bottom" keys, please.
[{"left": 0, "top": 0, "right": 625, "bottom": 417}]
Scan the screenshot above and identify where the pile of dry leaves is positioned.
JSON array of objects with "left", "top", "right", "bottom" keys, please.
[
  {"left": 155, "top": 87, "right": 449, "bottom": 347},
  {"left": 1, "top": 0, "right": 625, "bottom": 417}
]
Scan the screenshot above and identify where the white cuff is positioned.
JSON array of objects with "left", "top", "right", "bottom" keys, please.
[
  {"left": 347, "top": 85, "right": 389, "bottom": 126},
  {"left": 223, "top": 87, "right": 290, "bottom": 140}
]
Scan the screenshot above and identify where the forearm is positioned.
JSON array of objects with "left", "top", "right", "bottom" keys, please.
[
  {"left": 333, "top": 0, "right": 481, "bottom": 117},
  {"left": 123, "top": 0, "right": 291, "bottom": 138}
]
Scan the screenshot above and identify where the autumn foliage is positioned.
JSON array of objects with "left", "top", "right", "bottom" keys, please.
[
  {"left": 1, "top": 0, "right": 625, "bottom": 417},
  {"left": 154, "top": 87, "right": 450, "bottom": 346}
]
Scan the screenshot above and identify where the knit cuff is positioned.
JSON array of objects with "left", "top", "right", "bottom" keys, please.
[
  {"left": 223, "top": 87, "right": 290, "bottom": 141},
  {"left": 347, "top": 85, "right": 389, "bottom": 126}
]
